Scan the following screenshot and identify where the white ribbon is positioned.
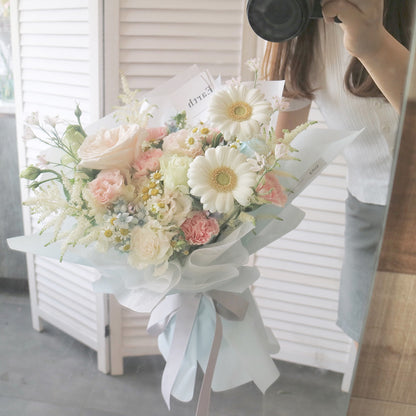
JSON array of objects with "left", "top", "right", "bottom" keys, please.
[{"left": 147, "top": 291, "right": 249, "bottom": 416}]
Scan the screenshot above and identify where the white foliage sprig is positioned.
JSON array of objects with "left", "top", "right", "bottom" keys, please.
[
  {"left": 114, "top": 74, "right": 157, "bottom": 126},
  {"left": 25, "top": 173, "right": 102, "bottom": 259}
]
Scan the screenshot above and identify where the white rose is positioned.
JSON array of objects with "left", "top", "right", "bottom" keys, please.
[
  {"left": 150, "top": 190, "right": 193, "bottom": 226},
  {"left": 78, "top": 124, "right": 147, "bottom": 170},
  {"left": 128, "top": 222, "right": 174, "bottom": 273},
  {"left": 159, "top": 155, "right": 192, "bottom": 192},
  {"left": 169, "top": 191, "right": 193, "bottom": 226}
]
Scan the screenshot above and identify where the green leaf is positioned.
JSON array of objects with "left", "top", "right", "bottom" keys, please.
[{"left": 211, "top": 132, "right": 224, "bottom": 148}]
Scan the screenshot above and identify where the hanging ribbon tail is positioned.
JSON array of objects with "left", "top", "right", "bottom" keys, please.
[
  {"left": 147, "top": 294, "right": 184, "bottom": 337},
  {"left": 195, "top": 291, "right": 250, "bottom": 416},
  {"left": 147, "top": 293, "right": 201, "bottom": 409},
  {"left": 196, "top": 312, "right": 223, "bottom": 416}
]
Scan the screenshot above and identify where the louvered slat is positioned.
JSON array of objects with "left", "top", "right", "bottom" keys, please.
[
  {"left": 120, "top": 0, "right": 241, "bottom": 11},
  {"left": 121, "top": 307, "right": 158, "bottom": 355},
  {"left": 258, "top": 269, "right": 340, "bottom": 291},
  {"left": 119, "top": 0, "right": 244, "bottom": 92},
  {"left": 18, "top": 3, "right": 91, "bottom": 124}
]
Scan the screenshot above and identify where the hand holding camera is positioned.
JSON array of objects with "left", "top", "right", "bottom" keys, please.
[
  {"left": 321, "top": 0, "right": 386, "bottom": 60},
  {"left": 246, "top": 0, "right": 385, "bottom": 63}
]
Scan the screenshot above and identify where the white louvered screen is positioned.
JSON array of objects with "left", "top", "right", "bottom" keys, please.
[
  {"left": 108, "top": 295, "right": 159, "bottom": 375},
  {"left": 35, "top": 258, "right": 102, "bottom": 350},
  {"left": 18, "top": 0, "right": 92, "bottom": 121},
  {"left": 118, "top": 0, "right": 245, "bottom": 93},
  {"left": 11, "top": 0, "right": 109, "bottom": 373}
]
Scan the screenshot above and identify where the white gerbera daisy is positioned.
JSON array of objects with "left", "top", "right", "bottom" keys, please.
[
  {"left": 188, "top": 146, "right": 257, "bottom": 213},
  {"left": 208, "top": 85, "right": 272, "bottom": 141}
]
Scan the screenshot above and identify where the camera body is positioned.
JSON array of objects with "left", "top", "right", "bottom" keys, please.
[{"left": 246, "top": 0, "right": 323, "bottom": 42}]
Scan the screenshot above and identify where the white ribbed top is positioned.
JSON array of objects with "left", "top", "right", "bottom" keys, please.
[{"left": 312, "top": 22, "right": 399, "bottom": 205}]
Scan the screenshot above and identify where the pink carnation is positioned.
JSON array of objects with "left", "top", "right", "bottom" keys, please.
[
  {"left": 132, "top": 148, "right": 163, "bottom": 177},
  {"left": 88, "top": 169, "right": 125, "bottom": 205},
  {"left": 181, "top": 212, "right": 220, "bottom": 246},
  {"left": 256, "top": 173, "right": 287, "bottom": 207}
]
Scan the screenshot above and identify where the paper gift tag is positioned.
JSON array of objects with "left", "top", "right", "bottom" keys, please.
[{"left": 169, "top": 70, "right": 216, "bottom": 124}]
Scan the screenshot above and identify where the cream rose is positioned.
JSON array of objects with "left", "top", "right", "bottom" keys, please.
[
  {"left": 128, "top": 222, "right": 174, "bottom": 273},
  {"left": 148, "top": 190, "right": 193, "bottom": 226},
  {"left": 78, "top": 124, "right": 148, "bottom": 170},
  {"left": 159, "top": 155, "right": 192, "bottom": 192}
]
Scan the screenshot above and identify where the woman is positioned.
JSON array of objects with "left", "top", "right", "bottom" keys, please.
[{"left": 262, "top": 0, "right": 414, "bottom": 342}]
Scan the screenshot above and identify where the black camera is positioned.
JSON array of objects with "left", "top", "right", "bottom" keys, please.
[{"left": 246, "top": 0, "right": 323, "bottom": 42}]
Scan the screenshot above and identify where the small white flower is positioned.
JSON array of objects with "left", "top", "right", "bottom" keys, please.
[
  {"left": 246, "top": 58, "right": 261, "bottom": 73},
  {"left": 247, "top": 153, "right": 267, "bottom": 172},
  {"left": 36, "top": 153, "right": 49, "bottom": 167},
  {"left": 22, "top": 125, "right": 36, "bottom": 140},
  {"left": 208, "top": 85, "right": 272, "bottom": 141},
  {"left": 272, "top": 96, "right": 290, "bottom": 112},
  {"left": 188, "top": 146, "right": 257, "bottom": 213},
  {"left": 225, "top": 76, "right": 241, "bottom": 87},
  {"left": 246, "top": 159, "right": 261, "bottom": 172},
  {"left": 25, "top": 112, "right": 40, "bottom": 126},
  {"left": 44, "top": 116, "right": 61, "bottom": 128}
]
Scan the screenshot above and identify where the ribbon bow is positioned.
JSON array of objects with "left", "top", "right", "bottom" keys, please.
[{"left": 147, "top": 290, "right": 249, "bottom": 416}]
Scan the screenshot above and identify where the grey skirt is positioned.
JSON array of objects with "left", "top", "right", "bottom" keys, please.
[{"left": 336, "top": 192, "right": 386, "bottom": 342}]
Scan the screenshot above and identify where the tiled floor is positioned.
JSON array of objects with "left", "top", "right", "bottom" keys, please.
[{"left": 1, "top": 287, "right": 350, "bottom": 416}]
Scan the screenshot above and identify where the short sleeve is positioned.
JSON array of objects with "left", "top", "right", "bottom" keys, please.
[{"left": 280, "top": 97, "right": 312, "bottom": 112}]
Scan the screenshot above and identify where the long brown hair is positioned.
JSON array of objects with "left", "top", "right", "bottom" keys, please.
[{"left": 262, "top": 0, "right": 414, "bottom": 100}]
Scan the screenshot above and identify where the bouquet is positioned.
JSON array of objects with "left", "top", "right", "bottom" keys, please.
[{"left": 9, "top": 62, "right": 362, "bottom": 416}]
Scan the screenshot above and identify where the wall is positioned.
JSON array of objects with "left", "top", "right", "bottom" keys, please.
[{"left": 0, "top": 112, "right": 27, "bottom": 279}]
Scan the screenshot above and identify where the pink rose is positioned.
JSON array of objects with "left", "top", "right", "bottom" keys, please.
[
  {"left": 256, "top": 173, "right": 287, "bottom": 207},
  {"left": 146, "top": 127, "right": 168, "bottom": 141},
  {"left": 198, "top": 126, "right": 220, "bottom": 145},
  {"left": 181, "top": 211, "right": 220, "bottom": 246},
  {"left": 132, "top": 148, "right": 163, "bottom": 177},
  {"left": 162, "top": 129, "right": 204, "bottom": 158},
  {"left": 204, "top": 129, "right": 220, "bottom": 144},
  {"left": 78, "top": 124, "right": 148, "bottom": 170},
  {"left": 88, "top": 169, "right": 125, "bottom": 205}
]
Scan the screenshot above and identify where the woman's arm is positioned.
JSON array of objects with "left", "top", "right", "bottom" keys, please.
[
  {"left": 322, "top": 0, "right": 410, "bottom": 113},
  {"left": 275, "top": 104, "right": 312, "bottom": 138}
]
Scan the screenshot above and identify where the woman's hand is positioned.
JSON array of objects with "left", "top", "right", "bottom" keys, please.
[
  {"left": 321, "top": 0, "right": 386, "bottom": 60},
  {"left": 321, "top": 0, "right": 410, "bottom": 113}
]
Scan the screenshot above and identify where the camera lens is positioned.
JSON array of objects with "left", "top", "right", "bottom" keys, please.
[{"left": 247, "top": 0, "right": 313, "bottom": 42}]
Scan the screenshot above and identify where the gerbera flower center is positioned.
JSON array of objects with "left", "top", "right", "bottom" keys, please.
[
  {"left": 228, "top": 101, "right": 253, "bottom": 122},
  {"left": 210, "top": 167, "right": 237, "bottom": 192}
]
